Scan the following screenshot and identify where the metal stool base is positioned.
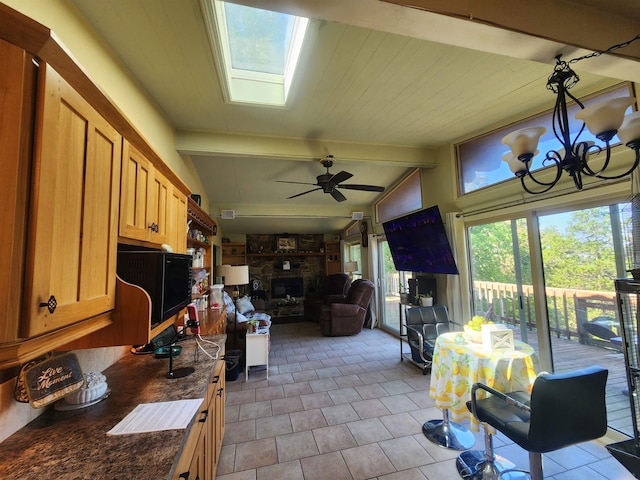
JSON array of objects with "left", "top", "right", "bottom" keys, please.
[
  {"left": 422, "top": 419, "right": 475, "bottom": 450},
  {"left": 456, "top": 450, "right": 528, "bottom": 479}
]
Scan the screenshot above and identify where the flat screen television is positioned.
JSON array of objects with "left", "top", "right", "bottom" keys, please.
[
  {"left": 382, "top": 205, "right": 459, "bottom": 274},
  {"left": 116, "top": 249, "right": 193, "bottom": 329}
]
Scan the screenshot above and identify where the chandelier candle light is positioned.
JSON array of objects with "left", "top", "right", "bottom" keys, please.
[{"left": 501, "top": 35, "right": 640, "bottom": 195}]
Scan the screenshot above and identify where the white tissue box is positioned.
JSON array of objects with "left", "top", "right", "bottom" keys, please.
[{"left": 481, "top": 324, "right": 514, "bottom": 351}]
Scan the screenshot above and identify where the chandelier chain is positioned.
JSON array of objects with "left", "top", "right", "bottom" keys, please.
[{"left": 568, "top": 33, "right": 640, "bottom": 64}]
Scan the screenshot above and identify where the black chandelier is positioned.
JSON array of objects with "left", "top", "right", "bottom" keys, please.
[{"left": 501, "top": 35, "right": 640, "bottom": 195}]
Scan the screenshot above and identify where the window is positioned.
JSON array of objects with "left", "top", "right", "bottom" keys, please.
[
  {"left": 457, "top": 84, "right": 634, "bottom": 194},
  {"left": 375, "top": 169, "right": 422, "bottom": 224},
  {"left": 203, "top": 0, "right": 309, "bottom": 106}
]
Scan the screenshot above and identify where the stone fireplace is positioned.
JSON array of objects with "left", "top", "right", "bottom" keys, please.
[
  {"left": 245, "top": 234, "right": 328, "bottom": 319},
  {"left": 271, "top": 277, "right": 304, "bottom": 298}
]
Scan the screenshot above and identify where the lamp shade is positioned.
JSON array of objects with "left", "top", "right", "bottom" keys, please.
[
  {"left": 344, "top": 261, "right": 358, "bottom": 273},
  {"left": 224, "top": 265, "right": 249, "bottom": 286},
  {"left": 216, "top": 264, "right": 231, "bottom": 278},
  {"left": 618, "top": 111, "right": 640, "bottom": 145},
  {"left": 502, "top": 126, "right": 546, "bottom": 159},
  {"left": 575, "top": 96, "right": 635, "bottom": 137}
]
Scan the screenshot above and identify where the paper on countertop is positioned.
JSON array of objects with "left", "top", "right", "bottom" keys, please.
[{"left": 107, "top": 398, "right": 203, "bottom": 435}]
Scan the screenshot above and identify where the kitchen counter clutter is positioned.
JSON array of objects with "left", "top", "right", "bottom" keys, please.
[{"left": 0, "top": 334, "right": 226, "bottom": 479}]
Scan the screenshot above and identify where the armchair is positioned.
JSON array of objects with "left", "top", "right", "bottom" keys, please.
[
  {"left": 319, "top": 279, "right": 374, "bottom": 336},
  {"left": 303, "top": 273, "right": 351, "bottom": 322},
  {"left": 405, "top": 305, "right": 451, "bottom": 374},
  {"left": 459, "top": 365, "right": 608, "bottom": 480}
]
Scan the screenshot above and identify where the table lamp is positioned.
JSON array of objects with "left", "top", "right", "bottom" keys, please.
[
  {"left": 344, "top": 261, "right": 358, "bottom": 281},
  {"left": 216, "top": 264, "right": 231, "bottom": 285},
  {"left": 224, "top": 265, "right": 249, "bottom": 348}
]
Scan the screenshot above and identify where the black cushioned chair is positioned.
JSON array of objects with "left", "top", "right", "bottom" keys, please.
[
  {"left": 462, "top": 366, "right": 608, "bottom": 480},
  {"left": 405, "top": 305, "right": 451, "bottom": 374}
]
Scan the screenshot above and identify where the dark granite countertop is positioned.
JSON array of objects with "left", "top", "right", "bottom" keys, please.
[{"left": 0, "top": 334, "right": 226, "bottom": 480}]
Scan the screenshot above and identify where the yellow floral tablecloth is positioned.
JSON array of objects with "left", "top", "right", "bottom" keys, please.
[{"left": 429, "top": 331, "right": 540, "bottom": 431}]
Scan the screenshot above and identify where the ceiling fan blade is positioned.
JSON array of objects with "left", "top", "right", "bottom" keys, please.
[
  {"left": 329, "top": 170, "right": 353, "bottom": 185},
  {"left": 276, "top": 180, "right": 316, "bottom": 186},
  {"left": 287, "top": 188, "right": 322, "bottom": 199},
  {"left": 330, "top": 189, "right": 347, "bottom": 202},
  {"left": 337, "top": 184, "right": 385, "bottom": 192}
]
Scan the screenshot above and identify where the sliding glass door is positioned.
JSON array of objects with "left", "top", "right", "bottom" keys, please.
[
  {"left": 377, "top": 237, "right": 412, "bottom": 334},
  {"left": 468, "top": 217, "right": 538, "bottom": 350},
  {"left": 468, "top": 201, "right": 633, "bottom": 436}
]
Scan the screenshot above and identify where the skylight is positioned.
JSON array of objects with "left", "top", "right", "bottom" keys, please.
[{"left": 203, "top": 0, "right": 309, "bottom": 106}]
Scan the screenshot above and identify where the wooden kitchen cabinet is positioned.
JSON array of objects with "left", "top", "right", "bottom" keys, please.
[
  {"left": 169, "top": 187, "right": 188, "bottom": 253},
  {"left": 173, "top": 351, "right": 226, "bottom": 480},
  {"left": 0, "top": 39, "right": 36, "bottom": 343},
  {"left": 21, "top": 63, "right": 121, "bottom": 338},
  {"left": 119, "top": 140, "right": 171, "bottom": 245}
]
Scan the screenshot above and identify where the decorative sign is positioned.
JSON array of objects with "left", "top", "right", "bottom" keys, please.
[
  {"left": 24, "top": 353, "right": 84, "bottom": 408},
  {"left": 482, "top": 324, "right": 515, "bottom": 351}
]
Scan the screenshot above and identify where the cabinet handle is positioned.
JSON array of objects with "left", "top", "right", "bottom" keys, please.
[
  {"left": 212, "top": 375, "right": 220, "bottom": 385},
  {"left": 199, "top": 409, "right": 209, "bottom": 422},
  {"left": 39, "top": 295, "right": 57, "bottom": 314},
  {"left": 178, "top": 473, "right": 189, "bottom": 479},
  {"left": 217, "top": 387, "right": 224, "bottom": 397},
  {"left": 148, "top": 222, "right": 158, "bottom": 232}
]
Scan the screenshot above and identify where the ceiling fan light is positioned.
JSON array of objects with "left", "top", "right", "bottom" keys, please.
[
  {"left": 575, "top": 96, "right": 635, "bottom": 137},
  {"left": 618, "top": 111, "right": 640, "bottom": 145},
  {"left": 501, "top": 126, "right": 546, "bottom": 159}
]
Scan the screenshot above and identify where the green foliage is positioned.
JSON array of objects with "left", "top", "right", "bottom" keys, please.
[
  {"left": 470, "top": 206, "right": 618, "bottom": 293},
  {"left": 469, "top": 218, "right": 531, "bottom": 284},
  {"left": 540, "top": 207, "right": 616, "bottom": 291}
]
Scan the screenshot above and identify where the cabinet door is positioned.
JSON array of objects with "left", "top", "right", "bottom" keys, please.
[
  {"left": 0, "top": 40, "right": 35, "bottom": 343},
  {"left": 148, "top": 168, "right": 169, "bottom": 244},
  {"left": 212, "top": 360, "right": 226, "bottom": 472},
  {"left": 168, "top": 185, "right": 187, "bottom": 253},
  {"left": 119, "top": 140, "right": 153, "bottom": 241},
  {"left": 23, "top": 64, "right": 121, "bottom": 337}
]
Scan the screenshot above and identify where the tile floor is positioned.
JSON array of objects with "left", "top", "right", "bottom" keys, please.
[{"left": 216, "top": 321, "right": 634, "bottom": 480}]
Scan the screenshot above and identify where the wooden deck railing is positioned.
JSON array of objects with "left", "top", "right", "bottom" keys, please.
[
  {"left": 383, "top": 274, "right": 619, "bottom": 342},
  {"left": 473, "top": 280, "right": 619, "bottom": 342}
]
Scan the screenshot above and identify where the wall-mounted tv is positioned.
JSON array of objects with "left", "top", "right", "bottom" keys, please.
[{"left": 382, "top": 205, "right": 459, "bottom": 274}]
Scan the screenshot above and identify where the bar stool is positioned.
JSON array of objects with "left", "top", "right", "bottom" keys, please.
[
  {"left": 458, "top": 366, "right": 608, "bottom": 480},
  {"left": 423, "top": 408, "right": 475, "bottom": 451}
]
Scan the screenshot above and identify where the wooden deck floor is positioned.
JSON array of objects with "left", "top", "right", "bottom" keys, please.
[
  {"left": 384, "top": 297, "right": 636, "bottom": 438},
  {"left": 522, "top": 331, "right": 635, "bottom": 436}
]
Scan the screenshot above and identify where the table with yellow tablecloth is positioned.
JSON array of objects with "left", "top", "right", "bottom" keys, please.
[{"left": 429, "top": 331, "right": 540, "bottom": 432}]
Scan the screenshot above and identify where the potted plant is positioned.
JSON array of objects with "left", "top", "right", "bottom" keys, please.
[
  {"left": 245, "top": 319, "right": 259, "bottom": 333},
  {"left": 418, "top": 292, "right": 433, "bottom": 307}
]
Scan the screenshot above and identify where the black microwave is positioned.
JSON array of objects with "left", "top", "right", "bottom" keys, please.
[{"left": 116, "top": 249, "right": 193, "bottom": 329}]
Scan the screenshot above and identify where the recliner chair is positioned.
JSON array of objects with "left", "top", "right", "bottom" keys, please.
[
  {"left": 405, "top": 305, "right": 451, "bottom": 374},
  {"left": 460, "top": 365, "right": 608, "bottom": 480},
  {"left": 319, "top": 279, "right": 374, "bottom": 336},
  {"left": 303, "top": 273, "right": 351, "bottom": 322}
]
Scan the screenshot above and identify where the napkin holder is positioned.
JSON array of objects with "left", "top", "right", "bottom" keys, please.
[{"left": 481, "top": 324, "right": 514, "bottom": 351}]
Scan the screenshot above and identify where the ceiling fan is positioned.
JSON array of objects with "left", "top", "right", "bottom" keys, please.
[{"left": 276, "top": 155, "right": 385, "bottom": 202}]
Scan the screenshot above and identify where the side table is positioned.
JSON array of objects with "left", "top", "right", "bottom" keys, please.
[{"left": 245, "top": 326, "right": 270, "bottom": 381}]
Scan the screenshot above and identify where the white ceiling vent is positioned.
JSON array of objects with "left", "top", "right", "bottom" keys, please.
[
  {"left": 351, "top": 212, "right": 364, "bottom": 220},
  {"left": 221, "top": 209, "right": 236, "bottom": 219}
]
